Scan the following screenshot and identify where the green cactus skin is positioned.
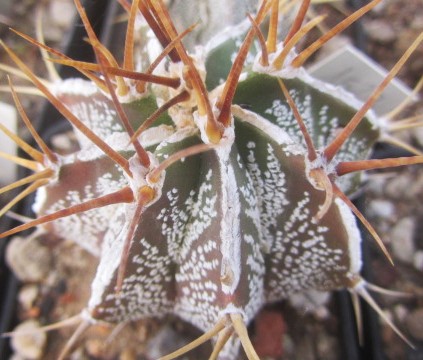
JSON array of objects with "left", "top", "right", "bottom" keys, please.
[{"left": 1, "top": 0, "right": 422, "bottom": 358}]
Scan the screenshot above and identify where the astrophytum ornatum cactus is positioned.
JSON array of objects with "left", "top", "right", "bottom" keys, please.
[{"left": 1, "top": 0, "right": 423, "bottom": 358}]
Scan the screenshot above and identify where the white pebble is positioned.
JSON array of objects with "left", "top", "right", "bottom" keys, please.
[
  {"left": 414, "top": 127, "right": 423, "bottom": 148},
  {"left": 49, "top": 0, "right": 75, "bottom": 28},
  {"left": 18, "top": 285, "right": 39, "bottom": 311},
  {"left": 364, "top": 19, "right": 396, "bottom": 43},
  {"left": 6, "top": 233, "right": 52, "bottom": 282},
  {"left": 385, "top": 174, "right": 414, "bottom": 200},
  {"left": 405, "top": 309, "right": 423, "bottom": 341},
  {"left": 367, "top": 199, "right": 395, "bottom": 219},
  {"left": 393, "top": 304, "right": 408, "bottom": 322},
  {"left": 390, "top": 217, "right": 415, "bottom": 264},
  {"left": 288, "top": 289, "right": 330, "bottom": 318},
  {"left": 413, "top": 251, "right": 423, "bottom": 271},
  {"left": 11, "top": 320, "right": 47, "bottom": 360}
]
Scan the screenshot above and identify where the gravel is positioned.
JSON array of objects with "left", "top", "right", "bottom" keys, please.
[
  {"left": 390, "top": 217, "right": 416, "bottom": 264},
  {"left": 6, "top": 232, "right": 52, "bottom": 282},
  {"left": 10, "top": 320, "right": 47, "bottom": 360}
]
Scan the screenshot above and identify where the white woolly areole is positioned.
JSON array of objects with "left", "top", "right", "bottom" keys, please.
[
  {"left": 309, "top": 154, "right": 337, "bottom": 177},
  {"left": 252, "top": 43, "right": 299, "bottom": 77},
  {"left": 31, "top": 155, "right": 64, "bottom": 214},
  {"left": 193, "top": 113, "right": 210, "bottom": 144},
  {"left": 127, "top": 152, "right": 164, "bottom": 204},
  {"left": 167, "top": 50, "right": 207, "bottom": 96},
  {"left": 219, "top": 305, "right": 245, "bottom": 319},
  {"left": 252, "top": 56, "right": 382, "bottom": 130},
  {"left": 31, "top": 154, "right": 66, "bottom": 215},
  {"left": 116, "top": 79, "right": 148, "bottom": 104},
  {"left": 80, "top": 308, "right": 98, "bottom": 324},
  {"left": 192, "top": 101, "right": 228, "bottom": 145},
  {"left": 334, "top": 197, "right": 362, "bottom": 274},
  {"left": 304, "top": 153, "right": 338, "bottom": 191},
  {"left": 350, "top": 277, "right": 367, "bottom": 292},
  {"left": 126, "top": 155, "right": 149, "bottom": 193},
  {"left": 42, "top": 152, "right": 62, "bottom": 174}
]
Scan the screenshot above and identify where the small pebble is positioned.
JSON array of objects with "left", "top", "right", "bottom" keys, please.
[
  {"left": 6, "top": 233, "right": 52, "bottom": 282},
  {"left": 409, "top": 171, "right": 423, "bottom": 198},
  {"left": 49, "top": 0, "right": 75, "bottom": 28},
  {"left": 282, "top": 335, "right": 295, "bottom": 359},
  {"left": 413, "top": 125, "right": 423, "bottom": 147},
  {"left": 146, "top": 326, "right": 188, "bottom": 359},
  {"left": 413, "top": 251, "right": 423, "bottom": 271},
  {"left": 9, "top": 355, "right": 25, "bottom": 360},
  {"left": 313, "top": 35, "right": 352, "bottom": 63},
  {"left": 18, "top": 285, "right": 39, "bottom": 311},
  {"left": 120, "top": 349, "right": 137, "bottom": 360},
  {"left": 411, "top": 15, "right": 423, "bottom": 29},
  {"left": 289, "top": 289, "right": 330, "bottom": 318},
  {"left": 393, "top": 304, "right": 408, "bottom": 323},
  {"left": 11, "top": 320, "right": 47, "bottom": 360},
  {"left": 315, "top": 332, "right": 339, "bottom": 360},
  {"left": 69, "top": 347, "right": 87, "bottom": 360},
  {"left": 0, "top": 0, "right": 13, "bottom": 19},
  {"left": 367, "top": 199, "right": 396, "bottom": 219},
  {"left": 295, "top": 332, "right": 315, "bottom": 360},
  {"left": 371, "top": 0, "right": 387, "bottom": 14},
  {"left": 85, "top": 338, "right": 105, "bottom": 358},
  {"left": 385, "top": 174, "right": 414, "bottom": 200},
  {"left": 390, "top": 217, "right": 415, "bottom": 264},
  {"left": 365, "top": 173, "right": 390, "bottom": 196},
  {"left": 405, "top": 308, "right": 423, "bottom": 341},
  {"left": 364, "top": 19, "right": 397, "bottom": 43},
  {"left": 50, "top": 131, "right": 79, "bottom": 155},
  {"left": 40, "top": 0, "right": 75, "bottom": 42}
]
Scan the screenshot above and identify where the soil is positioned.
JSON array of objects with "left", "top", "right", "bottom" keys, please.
[{"left": 1, "top": 1, "right": 423, "bottom": 360}]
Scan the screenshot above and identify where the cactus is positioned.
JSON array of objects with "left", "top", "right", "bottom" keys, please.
[{"left": 1, "top": 0, "right": 422, "bottom": 358}]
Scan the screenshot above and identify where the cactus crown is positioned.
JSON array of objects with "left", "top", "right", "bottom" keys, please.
[{"left": 1, "top": 0, "right": 423, "bottom": 358}]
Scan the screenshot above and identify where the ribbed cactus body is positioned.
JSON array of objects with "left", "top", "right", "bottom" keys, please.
[
  {"left": 3, "top": 0, "right": 420, "bottom": 358},
  {"left": 33, "top": 29, "right": 379, "bottom": 334}
]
